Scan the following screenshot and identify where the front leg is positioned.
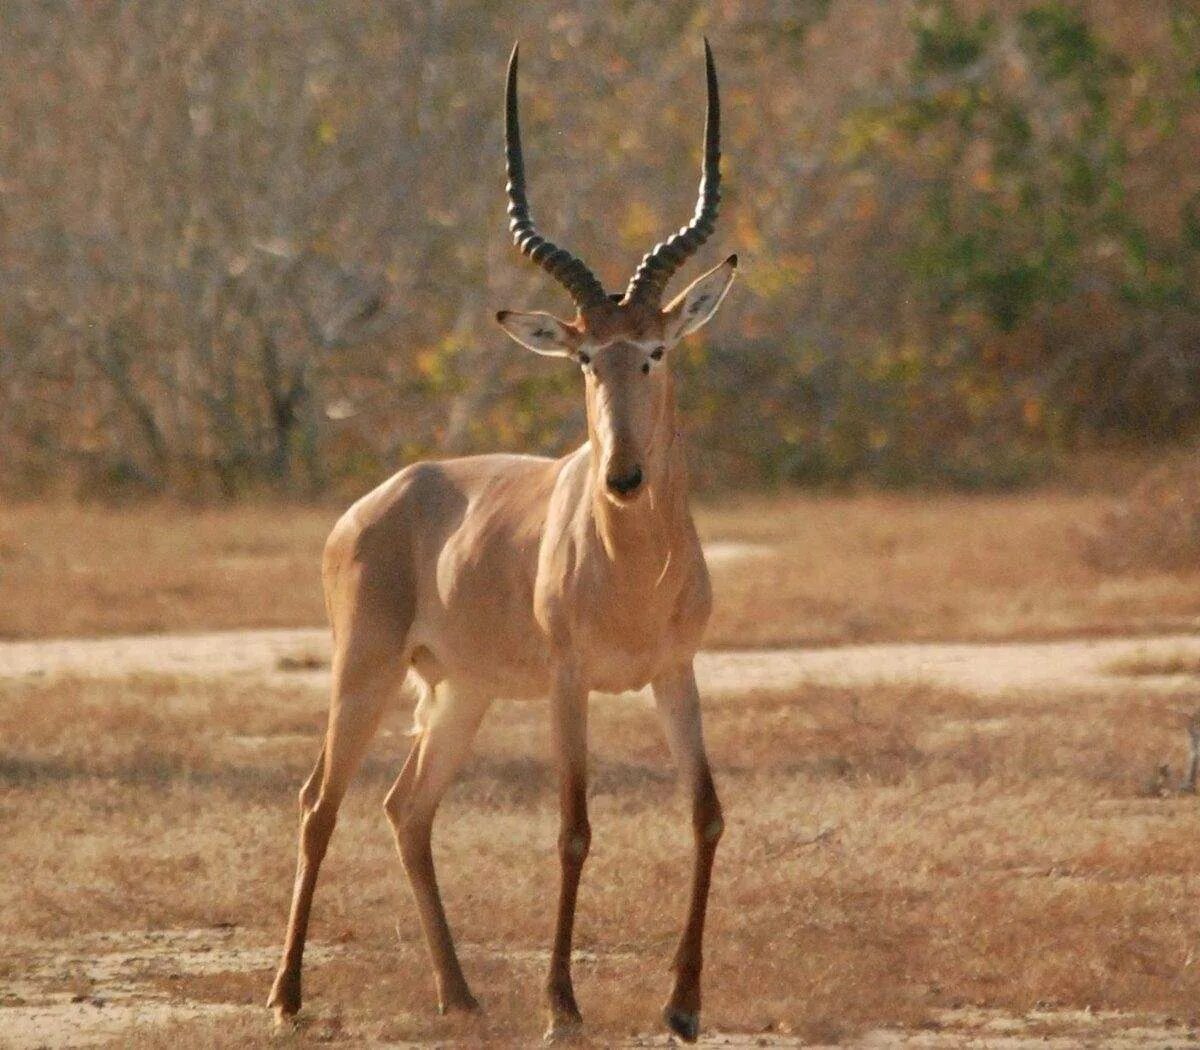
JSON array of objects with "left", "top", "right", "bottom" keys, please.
[
  {"left": 544, "top": 665, "right": 591, "bottom": 1042},
  {"left": 652, "top": 662, "right": 723, "bottom": 1044}
]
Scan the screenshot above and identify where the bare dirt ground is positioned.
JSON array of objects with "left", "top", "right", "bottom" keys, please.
[
  {"left": 5, "top": 935, "right": 1198, "bottom": 1049},
  {"left": 4, "top": 926, "right": 1195, "bottom": 1049},
  {"left": 1, "top": 928, "right": 336, "bottom": 1050},
  {"left": 3, "top": 624, "right": 1200, "bottom": 698}
]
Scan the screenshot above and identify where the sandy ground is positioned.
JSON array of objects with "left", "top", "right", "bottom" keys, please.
[
  {"left": 3, "top": 626, "right": 1200, "bottom": 700},
  {"left": 4, "top": 926, "right": 1195, "bottom": 1049},
  {"left": 0, "top": 928, "right": 337, "bottom": 1050}
]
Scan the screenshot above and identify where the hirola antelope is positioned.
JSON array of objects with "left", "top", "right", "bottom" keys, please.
[{"left": 269, "top": 39, "right": 737, "bottom": 1043}]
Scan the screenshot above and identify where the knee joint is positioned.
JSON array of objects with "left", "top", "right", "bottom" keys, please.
[
  {"left": 382, "top": 787, "right": 407, "bottom": 828},
  {"left": 697, "top": 813, "right": 723, "bottom": 845},
  {"left": 385, "top": 795, "right": 430, "bottom": 852},
  {"left": 298, "top": 782, "right": 321, "bottom": 816},
  {"left": 559, "top": 823, "right": 591, "bottom": 864},
  {"left": 300, "top": 805, "right": 336, "bottom": 858}
]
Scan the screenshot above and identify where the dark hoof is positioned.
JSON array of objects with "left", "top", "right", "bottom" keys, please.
[
  {"left": 267, "top": 973, "right": 301, "bottom": 1028},
  {"left": 664, "top": 1007, "right": 700, "bottom": 1043}
]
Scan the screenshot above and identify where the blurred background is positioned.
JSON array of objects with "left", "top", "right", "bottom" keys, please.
[{"left": 2, "top": 0, "right": 1198, "bottom": 501}]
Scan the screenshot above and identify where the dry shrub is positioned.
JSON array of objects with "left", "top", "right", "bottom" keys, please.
[{"left": 1086, "top": 451, "right": 1200, "bottom": 573}]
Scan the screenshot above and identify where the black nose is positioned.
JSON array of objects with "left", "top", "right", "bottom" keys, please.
[{"left": 606, "top": 465, "right": 643, "bottom": 497}]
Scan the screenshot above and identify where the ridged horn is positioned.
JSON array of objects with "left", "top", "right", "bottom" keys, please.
[
  {"left": 623, "top": 38, "right": 721, "bottom": 307},
  {"left": 505, "top": 42, "right": 609, "bottom": 312}
]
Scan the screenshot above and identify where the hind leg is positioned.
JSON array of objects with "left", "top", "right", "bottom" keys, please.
[
  {"left": 268, "top": 632, "right": 408, "bottom": 1024},
  {"left": 384, "top": 681, "right": 490, "bottom": 1013}
]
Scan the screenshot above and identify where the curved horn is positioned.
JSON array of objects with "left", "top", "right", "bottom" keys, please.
[
  {"left": 624, "top": 38, "right": 721, "bottom": 307},
  {"left": 505, "top": 43, "right": 608, "bottom": 312}
]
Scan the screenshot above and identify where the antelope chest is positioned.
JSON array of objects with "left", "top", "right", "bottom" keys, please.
[
  {"left": 584, "top": 637, "right": 671, "bottom": 695},
  {"left": 561, "top": 564, "right": 705, "bottom": 695}
]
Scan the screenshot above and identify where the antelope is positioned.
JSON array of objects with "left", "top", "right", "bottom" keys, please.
[{"left": 268, "top": 39, "right": 737, "bottom": 1044}]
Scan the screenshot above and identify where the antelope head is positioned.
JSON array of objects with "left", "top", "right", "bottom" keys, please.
[{"left": 495, "top": 41, "right": 737, "bottom": 505}]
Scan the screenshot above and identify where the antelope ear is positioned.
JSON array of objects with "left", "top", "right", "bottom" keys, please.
[
  {"left": 495, "top": 310, "right": 579, "bottom": 357},
  {"left": 663, "top": 254, "right": 738, "bottom": 341}
]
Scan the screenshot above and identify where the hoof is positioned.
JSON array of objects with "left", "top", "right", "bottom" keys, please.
[
  {"left": 438, "top": 991, "right": 481, "bottom": 1015},
  {"left": 664, "top": 1007, "right": 700, "bottom": 1043},
  {"left": 270, "top": 1005, "right": 299, "bottom": 1030},
  {"left": 544, "top": 1011, "right": 584, "bottom": 1043},
  {"left": 266, "top": 974, "right": 301, "bottom": 1029}
]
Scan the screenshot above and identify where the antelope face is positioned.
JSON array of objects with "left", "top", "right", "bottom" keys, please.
[
  {"left": 585, "top": 339, "right": 662, "bottom": 504},
  {"left": 495, "top": 38, "right": 735, "bottom": 507},
  {"left": 497, "top": 256, "right": 737, "bottom": 504}
]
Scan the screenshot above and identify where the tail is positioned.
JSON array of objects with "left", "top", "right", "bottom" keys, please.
[{"left": 404, "top": 670, "right": 435, "bottom": 738}]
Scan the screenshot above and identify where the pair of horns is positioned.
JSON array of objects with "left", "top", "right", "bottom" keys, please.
[{"left": 504, "top": 39, "right": 722, "bottom": 313}]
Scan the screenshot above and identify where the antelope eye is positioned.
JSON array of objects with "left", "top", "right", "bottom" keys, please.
[
  {"left": 641, "top": 362, "right": 650, "bottom": 375},
  {"left": 578, "top": 352, "right": 591, "bottom": 366},
  {"left": 650, "top": 347, "right": 665, "bottom": 361}
]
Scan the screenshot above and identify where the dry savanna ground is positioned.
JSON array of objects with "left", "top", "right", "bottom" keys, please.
[
  {"left": 2, "top": 483, "right": 1200, "bottom": 646},
  {"left": 3, "top": 662, "right": 1200, "bottom": 1047},
  {"left": 2, "top": 482, "right": 1200, "bottom": 1046}
]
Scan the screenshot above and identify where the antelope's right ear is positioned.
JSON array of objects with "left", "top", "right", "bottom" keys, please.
[
  {"left": 495, "top": 310, "right": 580, "bottom": 357},
  {"left": 662, "top": 254, "right": 738, "bottom": 342}
]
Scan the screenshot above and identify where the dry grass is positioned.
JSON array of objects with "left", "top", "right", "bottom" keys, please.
[
  {"left": 3, "top": 669, "right": 1199, "bottom": 1046},
  {"left": 1085, "top": 451, "right": 1200, "bottom": 575},
  {"left": 3, "top": 488, "right": 1200, "bottom": 646},
  {"left": 701, "top": 490, "right": 1200, "bottom": 647},
  {"left": 0, "top": 502, "right": 334, "bottom": 639},
  {"left": 1107, "top": 652, "right": 1200, "bottom": 678},
  {"left": 4, "top": 481, "right": 1199, "bottom": 1044}
]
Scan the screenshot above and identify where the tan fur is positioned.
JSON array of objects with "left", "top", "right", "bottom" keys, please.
[{"left": 268, "top": 252, "right": 735, "bottom": 1045}]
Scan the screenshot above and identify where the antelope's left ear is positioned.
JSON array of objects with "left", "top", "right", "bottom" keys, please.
[
  {"left": 663, "top": 254, "right": 738, "bottom": 341},
  {"left": 495, "top": 310, "right": 580, "bottom": 357}
]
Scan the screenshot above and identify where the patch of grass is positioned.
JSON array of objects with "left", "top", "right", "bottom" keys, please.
[
  {"left": 0, "top": 501, "right": 333, "bottom": 639},
  {"left": 1084, "top": 450, "right": 1200, "bottom": 575},
  {"left": 2, "top": 670, "right": 1199, "bottom": 1045},
  {"left": 1106, "top": 651, "right": 1200, "bottom": 678},
  {"left": 699, "top": 490, "right": 1200, "bottom": 647},
  {"left": 276, "top": 651, "right": 329, "bottom": 672}
]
